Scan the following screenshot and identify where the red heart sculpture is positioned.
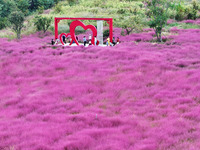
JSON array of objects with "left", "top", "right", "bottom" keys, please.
[
  {"left": 59, "top": 21, "right": 99, "bottom": 46},
  {"left": 59, "top": 33, "right": 72, "bottom": 45},
  {"left": 69, "top": 20, "right": 98, "bottom": 46}
]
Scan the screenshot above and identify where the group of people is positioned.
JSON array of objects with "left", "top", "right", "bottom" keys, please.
[
  {"left": 83, "top": 34, "right": 94, "bottom": 46},
  {"left": 106, "top": 37, "right": 120, "bottom": 46},
  {"left": 51, "top": 38, "right": 58, "bottom": 45},
  {"left": 83, "top": 34, "right": 99, "bottom": 46},
  {"left": 51, "top": 34, "right": 120, "bottom": 46},
  {"left": 51, "top": 35, "right": 79, "bottom": 45}
]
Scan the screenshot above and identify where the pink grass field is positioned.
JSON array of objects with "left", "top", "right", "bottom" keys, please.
[{"left": 0, "top": 28, "right": 200, "bottom": 150}]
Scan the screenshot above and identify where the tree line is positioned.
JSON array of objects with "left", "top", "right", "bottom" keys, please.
[
  {"left": 0, "top": 0, "right": 78, "bottom": 30},
  {"left": 0, "top": 0, "right": 200, "bottom": 42}
]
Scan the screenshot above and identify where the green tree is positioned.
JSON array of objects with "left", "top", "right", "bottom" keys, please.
[
  {"left": 9, "top": 11, "right": 25, "bottom": 39},
  {"left": 116, "top": 15, "right": 143, "bottom": 35},
  {"left": 0, "top": 0, "right": 16, "bottom": 30},
  {"left": 15, "top": 0, "right": 30, "bottom": 16},
  {"left": 0, "top": 0, "right": 16, "bottom": 18},
  {"left": 34, "top": 15, "right": 52, "bottom": 33},
  {"left": 37, "top": 0, "right": 54, "bottom": 9},
  {"left": 146, "top": 0, "right": 174, "bottom": 42},
  {"left": 28, "top": 0, "right": 54, "bottom": 11}
]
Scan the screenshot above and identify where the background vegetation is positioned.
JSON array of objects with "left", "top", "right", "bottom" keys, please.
[{"left": 0, "top": 0, "right": 200, "bottom": 39}]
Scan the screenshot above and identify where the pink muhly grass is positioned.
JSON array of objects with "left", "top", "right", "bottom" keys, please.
[{"left": 0, "top": 28, "right": 200, "bottom": 149}]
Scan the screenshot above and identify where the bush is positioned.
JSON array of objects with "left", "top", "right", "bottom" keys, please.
[
  {"left": 167, "top": 8, "right": 176, "bottom": 19},
  {"left": 67, "top": 0, "right": 79, "bottom": 6},
  {"left": 117, "top": 8, "right": 127, "bottom": 14},
  {"left": 186, "top": 7, "right": 197, "bottom": 20},
  {"left": 175, "top": 3, "right": 186, "bottom": 21},
  {"left": 175, "top": 11, "right": 186, "bottom": 21},
  {"left": 34, "top": 16, "right": 52, "bottom": 33},
  {"left": 54, "top": 0, "right": 63, "bottom": 4},
  {"left": 175, "top": 1, "right": 199, "bottom": 21},
  {"left": 116, "top": 15, "right": 143, "bottom": 35},
  {"left": 29, "top": 0, "right": 54, "bottom": 11},
  {"left": 37, "top": 6, "right": 44, "bottom": 14},
  {"left": 186, "top": 0, "right": 199, "bottom": 20},
  {"left": 121, "top": 30, "right": 125, "bottom": 36},
  {"left": 90, "top": 8, "right": 98, "bottom": 14},
  {"left": 103, "top": 29, "right": 109, "bottom": 38},
  {"left": 54, "top": 3, "right": 63, "bottom": 13},
  {"left": 0, "top": 17, "right": 8, "bottom": 30}
]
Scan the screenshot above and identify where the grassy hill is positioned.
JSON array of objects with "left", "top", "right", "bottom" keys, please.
[{"left": 1, "top": 0, "right": 200, "bottom": 39}]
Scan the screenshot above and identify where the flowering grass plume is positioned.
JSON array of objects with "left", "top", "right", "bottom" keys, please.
[{"left": 0, "top": 28, "right": 200, "bottom": 149}]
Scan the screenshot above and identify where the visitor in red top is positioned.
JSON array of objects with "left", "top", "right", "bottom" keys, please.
[{"left": 117, "top": 37, "right": 120, "bottom": 44}]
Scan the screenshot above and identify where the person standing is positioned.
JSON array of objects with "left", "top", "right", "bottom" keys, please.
[
  {"left": 112, "top": 37, "right": 116, "bottom": 46},
  {"left": 83, "top": 36, "right": 87, "bottom": 46},
  {"left": 94, "top": 36, "right": 97, "bottom": 46},
  {"left": 51, "top": 39, "right": 55, "bottom": 45},
  {"left": 117, "top": 37, "right": 120, "bottom": 44},
  {"left": 89, "top": 34, "right": 91, "bottom": 41},
  {"left": 62, "top": 35, "right": 66, "bottom": 44},
  {"left": 89, "top": 34, "right": 92, "bottom": 45},
  {"left": 55, "top": 38, "right": 59, "bottom": 45},
  {"left": 106, "top": 37, "right": 110, "bottom": 46}
]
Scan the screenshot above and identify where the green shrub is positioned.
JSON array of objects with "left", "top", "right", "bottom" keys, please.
[
  {"left": 54, "top": 3, "right": 63, "bottom": 13},
  {"left": 29, "top": 0, "right": 54, "bottom": 11},
  {"left": 67, "top": 0, "right": 79, "bottom": 6},
  {"left": 174, "top": 1, "right": 199, "bottom": 21},
  {"left": 39, "top": 0, "right": 54, "bottom": 9},
  {"left": 117, "top": 8, "right": 127, "bottom": 14},
  {"left": 186, "top": 7, "right": 197, "bottom": 20},
  {"left": 121, "top": 30, "right": 125, "bottom": 36},
  {"left": 192, "top": 0, "right": 199, "bottom": 10},
  {"left": 0, "top": 17, "right": 8, "bottom": 30},
  {"left": 181, "top": 23, "right": 200, "bottom": 29},
  {"left": 34, "top": 16, "right": 52, "bottom": 33},
  {"left": 186, "top": 0, "right": 199, "bottom": 20},
  {"left": 57, "top": 24, "right": 69, "bottom": 34},
  {"left": 175, "top": 3, "right": 186, "bottom": 21},
  {"left": 92, "top": 0, "right": 105, "bottom": 7},
  {"left": 103, "top": 29, "right": 109, "bottom": 38},
  {"left": 54, "top": 0, "right": 62, "bottom": 4},
  {"left": 90, "top": 8, "right": 98, "bottom": 14},
  {"left": 175, "top": 11, "right": 186, "bottom": 21},
  {"left": 116, "top": 14, "right": 143, "bottom": 35},
  {"left": 37, "top": 6, "right": 44, "bottom": 14}
]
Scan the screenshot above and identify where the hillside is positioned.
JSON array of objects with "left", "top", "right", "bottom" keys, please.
[{"left": 0, "top": 0, "right": 200, "bottom": 39}]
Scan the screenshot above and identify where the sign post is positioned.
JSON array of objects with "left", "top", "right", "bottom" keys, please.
[{"left": 97, "top": 20, "right": 103, "bottom": 45}]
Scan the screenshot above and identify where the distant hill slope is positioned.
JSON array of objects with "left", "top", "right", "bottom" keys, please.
[{"left": 0, "top": 0, "right": 200, "bottom": 39}]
